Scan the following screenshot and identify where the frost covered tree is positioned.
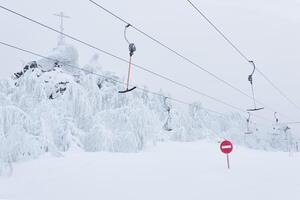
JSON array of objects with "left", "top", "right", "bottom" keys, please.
[{"left": 0, "top": 42, "right": 298, "bottom": 169}]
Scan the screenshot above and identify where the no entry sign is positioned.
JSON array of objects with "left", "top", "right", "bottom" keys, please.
[
  {"left": 220, "top": 140, "right": 233, "bottom": 169},
  {"left": 220, "top": 140, "right": 233, "bottom": 154}
]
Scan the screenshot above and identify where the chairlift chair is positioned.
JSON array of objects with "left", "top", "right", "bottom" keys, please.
[
  {"left": 119, "top": 24, "right": 137, "bottom": 93},
  {"left": 282, "top": 126, "right": 291, "bottom": 140},
  {"left": 163, "top": 97, "right": 173, "bottom": 131},
  {"left": 272, "top": 112, "right": 280, "bottom": 136},
  {"left": 245, "top": 112, "right": 253, "bottom": 135},
  {"left": 247, "top": 61, "right": 264, "bottom": 112}
]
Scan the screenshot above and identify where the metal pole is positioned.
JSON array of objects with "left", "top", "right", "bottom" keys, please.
[
  {"left": 226, "top": 154, "right": 230, "bottom": 169},
  {"left": 126, "top": 56, "right": 132, "bottom": 90}
]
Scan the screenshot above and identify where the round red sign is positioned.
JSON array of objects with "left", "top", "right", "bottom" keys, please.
[{"left": 220, "top": 140, "right": 233, "bottom": 154}]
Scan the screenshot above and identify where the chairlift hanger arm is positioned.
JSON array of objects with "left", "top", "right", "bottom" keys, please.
[
  {"left": 124, "top": 24, "right": 136, "bottom": 57},
  {"left": 248, "top": 61, "right": 256, "bottom": 84},
  {"left": 249, "top": 61, "right": 256, "bottom": 75},
  {"left": 124, "top": 24, "right": 131, "bottom": 45}
]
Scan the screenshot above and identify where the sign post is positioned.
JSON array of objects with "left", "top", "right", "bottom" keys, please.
[{"left": 220, "top": 140, "right": 233, "bottom": 169}]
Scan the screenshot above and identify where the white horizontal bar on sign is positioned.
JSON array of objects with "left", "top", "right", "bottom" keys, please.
[{"left": 221, "top": 145, "right": 232, "bottom": 149}]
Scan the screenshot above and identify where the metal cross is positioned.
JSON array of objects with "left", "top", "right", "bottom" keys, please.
[{"left": 54, "top": 12, "right": 70, "bottom": 45}]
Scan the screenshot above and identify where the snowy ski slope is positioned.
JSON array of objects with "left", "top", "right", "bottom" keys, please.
[{"left": 0, "top": 141, "right": 299, "bottom": 200}]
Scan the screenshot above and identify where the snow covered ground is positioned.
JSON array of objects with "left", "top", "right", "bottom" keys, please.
[{"left": 0, "top": 141, "right": 299, "bottom": 200}]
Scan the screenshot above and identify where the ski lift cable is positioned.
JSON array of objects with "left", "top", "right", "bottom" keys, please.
[
  {"left": 87, "top": 0, "right": 260, "bottom": 102},
  {"left": 0, "top": 41, "right": 192, "bottom": 107},
  {"left": 0, "top": 41, "right": 274, "bottom": 123},
  {"left": 0, "top": 40, "right": 228, "bottom": 117},
  {"left": 185, "top": 0, "right": 300, "bottom": 113},
  {"left": 0, "top": 41, "right": 162, "bottom": 102},
  {"left": 255, "top": 68, "right": 300, "bottom": 111},
  {"left": 87, "top": 0, "right": 292, "bottom": 120},
  {"left": 0, "top": 41, "right": 272, "bottom": 122},
  {"left": 284, "top": 122, "right": 300, "bottom": 125},
  {"left": 0, "top": 6, "right": 260, "bottom": 116},
  {"left": 0, "top": 7, "right": 283, "bottom": 123},
  {"left": 0, "top": 5, "right": 290, "bottom": 121},
  {"left": 0, "top": 6, "right": 294, "bottom": 124}
]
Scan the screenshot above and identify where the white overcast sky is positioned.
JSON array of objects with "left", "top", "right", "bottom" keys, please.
[{"left": 0, "top": 0, "right": 300, "bottom": 132}]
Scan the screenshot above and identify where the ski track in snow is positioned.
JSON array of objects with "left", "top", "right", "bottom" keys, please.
[{"left": 0, "top": 141, "right": 299, "bottom": 200}]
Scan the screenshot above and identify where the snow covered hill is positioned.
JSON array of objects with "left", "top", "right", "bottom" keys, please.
[
  {"left": 0, "top": 141, "right": 299, "bottom": 200},
  {"left": 0, "top": 43, "right": 299, "bottom": 174}
]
